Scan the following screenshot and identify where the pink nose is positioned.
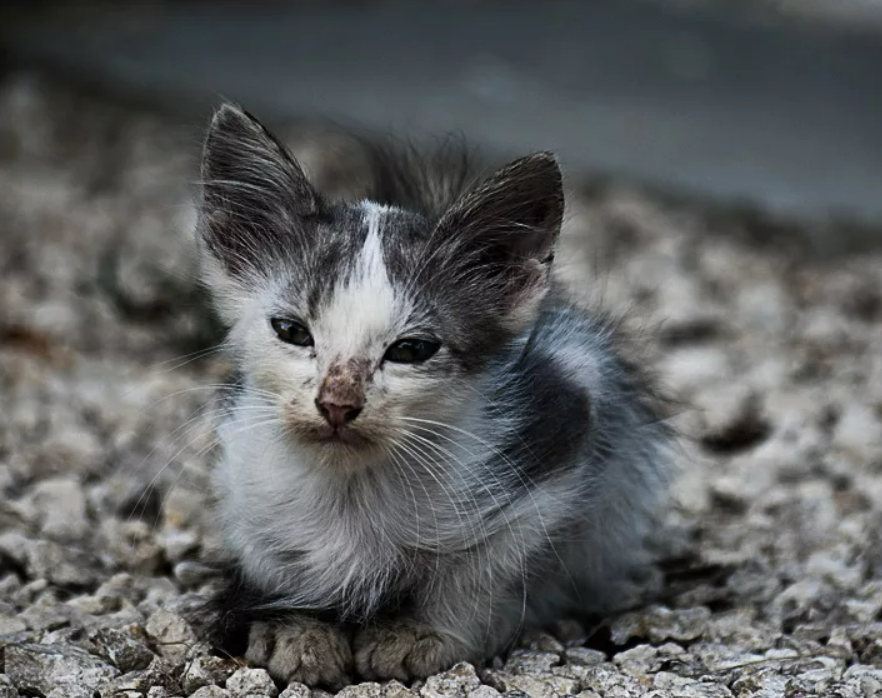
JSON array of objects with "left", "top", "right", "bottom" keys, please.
[{"left": 315, "top": 398, "right": 362, "bottom": 428}]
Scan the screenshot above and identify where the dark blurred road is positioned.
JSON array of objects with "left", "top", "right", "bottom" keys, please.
[{"left": 4, "top": 0, "right": 882, "bottom": 227}]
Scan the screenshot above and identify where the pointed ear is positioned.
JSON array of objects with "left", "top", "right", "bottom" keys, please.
[
  {"left": 198, "top": 103, "right": 318, "bottom": 282},
  {"left": 435, "top": 152, "right": 564, "bottom": 330}
]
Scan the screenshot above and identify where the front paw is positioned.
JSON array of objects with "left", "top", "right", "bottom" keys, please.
[
  {"left": 246, "top": 617, "right": 352, "bottom": 688},
  {"left": 354, "top": 620, "right": 461, "bottom": 681}
]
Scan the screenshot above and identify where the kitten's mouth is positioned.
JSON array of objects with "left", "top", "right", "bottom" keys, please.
[{"left": 298, "top": 422, "right": 375, "bottom": 448}]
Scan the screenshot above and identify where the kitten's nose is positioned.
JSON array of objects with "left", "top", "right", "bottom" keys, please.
[{"left": 315, "top": 398, "right": 362, "bottom": 428}]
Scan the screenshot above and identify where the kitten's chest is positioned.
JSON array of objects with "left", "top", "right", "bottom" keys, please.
[
  {"left": 223, "top": 464, "right": 416, "bottom": 605},
  {"left": 215, "top": 423, "right": 471, "bottom": 608}
]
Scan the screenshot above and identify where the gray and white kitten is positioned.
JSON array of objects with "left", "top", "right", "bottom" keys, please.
[{"left": 197, "top": 104, "right": 671, "bottom": 687}]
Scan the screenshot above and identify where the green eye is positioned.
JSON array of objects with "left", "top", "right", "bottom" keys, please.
[
  {"left": 384, "top": 338, "right": 441, "bottom": 364},
  {"left": 270, "top": 318, "right": 314, "bottom": 347}
]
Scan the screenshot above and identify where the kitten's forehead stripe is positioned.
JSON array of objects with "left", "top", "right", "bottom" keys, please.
[
  {"left": 313, "top": 202, "right": 404, "bottom": 362},
  {"left": 358, "top": 201, "right": 395, "bottom": 286}
]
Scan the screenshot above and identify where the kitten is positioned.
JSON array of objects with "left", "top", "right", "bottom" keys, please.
[{"left": 197, "top": 104, "right": 672, "bottom": 687}]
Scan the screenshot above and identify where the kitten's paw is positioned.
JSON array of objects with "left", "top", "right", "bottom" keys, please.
[
  {"left": 246, "top": 618, "right": 352, "bottom": 688},
  {"left": 354, "top": 620, "right": 460, "bottom": 681}
]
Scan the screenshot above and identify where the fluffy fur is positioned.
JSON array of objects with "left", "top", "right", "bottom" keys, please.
[{"left": 196, "top": 104, "right": 672, "bottom": 686}]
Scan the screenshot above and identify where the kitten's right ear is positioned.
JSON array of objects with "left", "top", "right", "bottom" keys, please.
[{"left": 198, "top": 103, "right": 318, "bottom": 287}]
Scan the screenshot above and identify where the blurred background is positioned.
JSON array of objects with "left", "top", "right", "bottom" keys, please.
[{"left": 3, "top": 0, "right": 882, "bottom": 249}]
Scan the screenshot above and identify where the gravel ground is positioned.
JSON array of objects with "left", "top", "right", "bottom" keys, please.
[{"left": 2, "top": 71, "right": 882, "bottom": 698}]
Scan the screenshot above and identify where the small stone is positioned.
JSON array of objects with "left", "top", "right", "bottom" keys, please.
[
  {"left": 421, "top": 663, "right": 482, "bottom": 698},
  {"left": 19, "top": 592, "right": 71, "bottom": 631},
  {"left": 694, "top": 383, "right": 760, "bottom": 444},
  {"left": 843, "top": 663, "right": 882, "bottom": 687},
  {"left": 101, "top": 657, "right": 177, "bottom": 694},
  {"left": 83, "top": 626, "right": 155, "bottom": 673},
  {"left": 163, "top": 487, "right": 207, "bottom": 530},
  {"left": 5, "top": 643, "right": 118, "bottom": 695},
  {"left": 577, "top": 662, "right": 644, "bottom": 696},
  {"left": 145, "top": 609, "right": 198, "bottom": 665},
  {"left": 65, "top": 590, "right": 122, "bottom": 615},
  {"left": 226, "top": 668, "right": 278, "bottom": 698},
  {"left": 466, "top": 688, "right": 500, "bottom": 698},
  {"left": 39, "top": 423, "right": 104, "bottom": 478},
  {"left": 33, "top": 541, "right": 99, "bottom": 587},
  {"left": 833, "top": 404, "right": 882, "bottom": 459},
  {"left": 338, "top": 683, "right": 383, "bottom": 698},
  {"left": 0, "top": 613, "right": 26, "bottom": 634},
  {"left": 738, "top": 281, "right": 790, "bottom": 332},
  {"left": 95, "top": 573, "right": 138, "bottom": 603},
  {"left": 0, "top": 574, "right": 22, "bottom": 599},
  {"left": 653, "top": 671, "right": 693, "bottom": 689},
  {"left": 139, "top": 577, "right": 183, "bottom": 613},
  {"left": 501, "top": 676, "right": 558, "bottom": 698},
  {"left": 858, "top": 638, "right": 882, "bottom": 666},
  {"left": 26, "top": 476, "right": 90, "bottom": 541},
  {"left": 161, "top": 528, "right": 199, "bottom": 562},
  {"left": 102, "top": 518, "right": 165, "bottom": 574},
  {"left": 147, "top": 688, "right": 169, "bottom": 698},
  {"left": 182, "top": 656, "right": 240, "bottom": 693},
  {"left": 614, "top": 645, "right": 659, "bottom": 677},
  {"left": 611, "top": 606, "right": 711, "bottom": 645},
  {"left": 690, "top": 643, "right": 763, "bottom": 673},
  {"left": 384, "top": 680, "right": 418, "bottom": 698},
  {"left": 191, "top": 687, "right": 231, "bottom": 698},
  {"left": 662, "top": 347, "right": 731, "bottom": 394},
  {"left": 279, "top": 684, "right": 312, "bottom": 698},
  {"left": 12, "top": 578, "right": 49, "bottom": 606},
  {"left": 0, "top": 675, "right": 18, "bottom": 698},
  {"left": 45, "top": 686, "right": 94, "bottom": 698},
  {"left": 563, "top": 648, "right": 606, "bottom": 667},
  {"left": 84, "top": 601, "right": 145, "bottom": 631},
  {"left": 0, "top": 533, "right": 98, "bottom": 587},
  {"left": 504, "top": 651, "right": 561, "bottom": 674},
  {"left": 507, "top": 675, "right": 580, "bottom": 698},
  {"left": 670, "top": 682, "right": 733, "bottom": 698}
]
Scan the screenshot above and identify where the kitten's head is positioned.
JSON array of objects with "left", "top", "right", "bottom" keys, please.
[{"left": 198, "top": 104, "right": 563, "bottom": 464}]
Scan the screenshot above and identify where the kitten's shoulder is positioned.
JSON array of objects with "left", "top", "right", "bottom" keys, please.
[{"left": 531, "top": 288, "right": 673, "bottom": 423}]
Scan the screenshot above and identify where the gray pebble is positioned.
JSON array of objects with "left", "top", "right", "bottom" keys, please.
[
  {"left": 191, "top": 687, "right": 231, "bottom": 698},
  {"left": 5, "top": 643, "right": 118, "bottom": 695},
  {"left": 421, "top": 663, "right": 482, "bottom": 698},
  {"left": 226, "top": 668, "right": 279, "bottom": 698},
  {"left": 144, "top": 609, "right": 198, "bottom": 666}
]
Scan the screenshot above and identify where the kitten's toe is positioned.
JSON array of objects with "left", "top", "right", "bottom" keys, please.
[
  {"left": 246, "top": 618, "right": 352, "bottom": 689},
  {"left": 244, "top": 621, "right": 274, "bottom": 665},
  {"left": 355, "top": 621, "right": 459, "bottom": 681}
]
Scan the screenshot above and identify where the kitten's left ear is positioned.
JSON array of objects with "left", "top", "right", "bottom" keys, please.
[
  {"left": 436, "top": 152, "right": 564, "bottom": 330},
  {"left": 198, "top": 103, "right": 320, "bottom": 322},
  {"left": 199, "top": 103, "right": 318, "bottom": 278}
]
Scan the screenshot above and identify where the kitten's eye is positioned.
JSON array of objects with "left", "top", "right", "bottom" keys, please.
[
  {"left": 270, "top": 318, "right": 314, "bottom": 347},
  {"left": 384, "top": 338, "right": 440, "bottom": 364}
]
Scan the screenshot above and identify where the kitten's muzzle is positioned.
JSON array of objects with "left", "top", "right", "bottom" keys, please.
[{"left": 316, "top": 363, "right": 367, "bottom": 429}]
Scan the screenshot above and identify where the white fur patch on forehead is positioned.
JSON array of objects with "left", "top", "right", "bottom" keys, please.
[{"left": 316, "top": 202, "right": 405, "bottom": 359}]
